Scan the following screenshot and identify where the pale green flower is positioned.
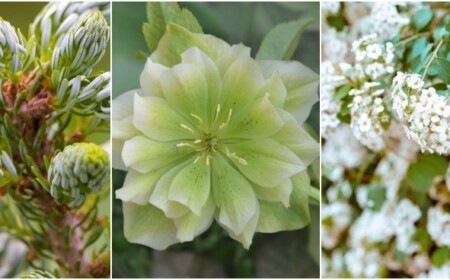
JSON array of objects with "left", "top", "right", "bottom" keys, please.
[
  {"left": 48, "top": 142, "right": 109, "bottom": 208},
  {"left": 113, "top": 24, "right": 319, "bottom": 249}
]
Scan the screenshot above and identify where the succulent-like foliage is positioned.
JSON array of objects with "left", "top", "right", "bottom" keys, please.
[{"left": 0, "top": 2, "right": 110, "bottom": 278}]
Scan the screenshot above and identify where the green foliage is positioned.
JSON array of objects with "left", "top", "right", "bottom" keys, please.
[
  {"left": 413, "top": 8, "right": 433, "bottom": 31},
  {"left": 256, "top": 17, "right": 314, "bottom": 60},
  {"left": 367, "top": 183, "right": 387, "bottom": 212},
  {"left": 406, "top": 154, "right": 447, "bottom": 192},
  {"left": 432, "top": 247, "right": 450, "bottom": 268},
  {"left": 435, "top": 57, "right": 450, "bottom": 84},
  {"left": 143, "top": 2, "right": 202, "bottom": 53}
]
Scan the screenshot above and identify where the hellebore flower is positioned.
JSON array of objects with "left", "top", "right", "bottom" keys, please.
[
  {"left": 113, "top": 24, "right": 319, "bottom": 249},
  {"left": 48, "top": 142, "right": 109, "bottom": 208}
]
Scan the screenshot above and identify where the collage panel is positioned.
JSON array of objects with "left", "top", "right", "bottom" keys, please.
[
  {"left": 321, "top": 2, "right": 450, "bottom": 278},
  {"left": 111, "top": 2, "right": 320, "bottom": 278},
  {"left": 0, "top": 2, "right": 111, "bottom": 278}
]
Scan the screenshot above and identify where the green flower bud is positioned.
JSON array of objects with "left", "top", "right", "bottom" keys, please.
[
  {"left": 51, "top": 11, "right": 109, "bottom": 79},
  {"left": 31, "top": 1, "right": 110, "bottom": 59},
  {"left": 48, "top": 143, "right": 109, "bottom": 208},
  {"left": 0, "top": 18, "right": 27, "bottom": 77}
]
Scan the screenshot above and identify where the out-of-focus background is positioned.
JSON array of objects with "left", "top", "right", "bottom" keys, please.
[{"left": 112, "top": 2, "right": 320, "bottom": 278}]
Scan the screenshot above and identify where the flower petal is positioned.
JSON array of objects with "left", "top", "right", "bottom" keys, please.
[
  {"left": 151, "top": 23, "right": 229, "bottom": 67},
  {"left": 219, "top": 204, "right": 259, "bottom": 249},
  {"left": 215, "top": 44, "right": 251, "bottom": 76},
  {"left": 122, "top": 136, "right": 193, "bottom": 173},
  {"left": 256, "top": 72, "right": 287, "bottom": 108},
  {"left": 219, "top": 56, "right": 264, "bottom": 116},
  {"left": 160, "top": 63, "right": 209, "bottom": 128},
  {"left": 149, "top": 161, "right": 190, "bottom": 218},
  {"left": 123, "top": 202, "right": 178, "bottom": 250},
  {"left": 220, "top": 94, "right": 285, "bottom": 139},
  {"left": 112, "top": 91, "right": 140, "bottom": 141},
  {"left": 112, "top": 139, "right": 127, "bottom": 171},
  {"left": 173, "top": 196, "right": 215, "bottom": 242},
  {"left": 181, "top": 47, "right": 222, "bottom": 120},
  {"left": 212, "top": 154, "right": 257, "bottom": 235},
  {"left": 273, "top": 109, "right": 319, "bottom": 165},
  {"left": 140, "top": 58, "right": 169, "bottom": 97},
  {"left": 224, "top": 139, "right": 304, "bottom": 188},
  {"left": 257, "top": 60, "right": 318, "bottom": 123},
  {"left": 168, "top": 158, "right": 211, "bottom": 215},
  {"left": 256, "top": 171, "right": 310, "bottom": 233},
  {"left": 253, "top": 179, "right": 293, "bottom": 207},
  {"left": 116, "top": 167, "right": 168, "bottom": 205},
  {"left": 133, "top": 94, "right": 197, "bottom": 141}
]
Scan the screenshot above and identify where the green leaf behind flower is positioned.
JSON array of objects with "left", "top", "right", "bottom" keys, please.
[
  {"left": 435, "top": 57, "right": 450, "bottom": 84},
  {"left": 413, "top": 8, "right": 433, "bottom": 31},
  {"left": 143, "top": 2, "right": 203, "bottom": 53},
  {"left": 406, "top": 154, "right": 447, "bottom": 192},
  {"left": 256, "top": 17, "right": 314, "bottom": 60}
]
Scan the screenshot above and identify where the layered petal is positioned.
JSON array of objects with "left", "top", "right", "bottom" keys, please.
[
  {"left": 140, "top": 58, "right": 169, "bottom": 97},
  {"left": 256, "top": 72, "right": 287, "bottom": 108},
  {"left": 219, "top": 56, "right": 264, "bottom": 116},
  {"left": 112, "top": 90, "right": 140, "bottom": 141},
  {"left": 133, "top": 94, "right": 197, "bottom": 141},
  {"left": 253, "top": 178, "right": 293, "bottom": 207},
  {"left": 173, "top": 196, "right": 215, "bottom": 242},
  {"left": 224, "top": 139, "right": 304, "bottom": 188},
  {"left": 219, "top": 204, "right": 259, "bottom": 249},
  {"left": 116, "top": 167, "right": 168, "bottom": 205},
  {"left": 160, "top": 62, "right": 208, "bottom": 128},
  {"left": 149, "top": 161, "right": 190, "bottom": 218},
  {"left": 122, "top": 202, "right": 178, "bottom": 250},
  {"left": 256, "top": 171, "right": 310, "bottom": 233},
  {"left": 122, "top": 136, "right": 193, "bottom": 173},
  {"left": 212, "top": 154, "right": 257, "bottom": 235},
  {"left": 273, "top": 109, "right": 319, "bottom": 165},
  {"left": 181, "top": 47, "right": 222, "bottom": 120},
  {"left": 215, "top": 44, "right": 251, "bottom": 76},
  {"left": 112, "top": 139, "right": 126, "bottom": 171},
  {"left": 220, "top": 94, "right": 284, "bottom": 139},
  {"left": 258, "top": 60, "right": 318, "bottom": 123},
  {"left": 151, "top": 24, "right": 229, "bottom": 67},
  {"left": 168, "top": 158, "right": 211, "bottom": 215}
]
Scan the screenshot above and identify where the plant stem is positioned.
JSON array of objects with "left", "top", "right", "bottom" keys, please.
[
  {"left": 308, "top": 187, "right": 320, "bottom": 205},
  {"left": 422, "top": 39, "right": 444, "bottom": 79},
  {"left": 394, "top": 31, "right": 431, "bottom": 47}
]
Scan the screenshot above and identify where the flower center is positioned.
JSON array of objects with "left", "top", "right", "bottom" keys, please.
[{"left": 175, "top": 103, "right": 247, "bottom": 166}]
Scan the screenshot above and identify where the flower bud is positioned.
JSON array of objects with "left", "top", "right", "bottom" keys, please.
[
  {"left": 0, "top": 18, "right": 27, "bottom": 76},
  {"left": 48, "top": 143, "right": 109, "bottom": 208},
  {"left": 51, "top": 11, "right": 109, "bottom": 79},
  {"left": 31, "top": 1, "right": 110, "bottom": 58}
]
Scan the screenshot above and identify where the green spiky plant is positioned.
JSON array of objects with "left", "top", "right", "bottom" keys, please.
[{"left": 0, "top": 2, "right": 110, "bottom": 278}]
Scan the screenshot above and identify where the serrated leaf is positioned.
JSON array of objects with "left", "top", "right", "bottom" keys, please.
[
  {"left": 143, "top": 2, "right": 203, "bottom": 53},
  {"left": 414, "top": 8, "right": 433, "bottom": 31},
  {"left": 432, "top": 247, "right": 450, "bottom": 268},
  {"left": 435, "top": 57, "right": 450, "bottom": 84},
  {"left": 333, "top": 84, "right": 351, "bottom": 101},
  {"left": 256, "top": 17, "right": 314, "bottom": 60}
]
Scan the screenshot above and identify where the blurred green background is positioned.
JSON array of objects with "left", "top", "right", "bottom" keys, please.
[{"left": 112, "top": 2, "right": 320, "bottom": 278}]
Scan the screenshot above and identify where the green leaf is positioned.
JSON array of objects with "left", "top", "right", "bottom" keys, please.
[
  {"left": 143, "top": 2, "right": 203, "bottom": 53},
  {"left": 406, "top": 154, "right": 447, "bottom": 192},
  {"left": 413, "top": 228, "right": 432, "bottom": 250},
  {"left": 367, "top": 183, "right": 386, "bottom": 211},
  {"left": 256, "top": 17, "right": 314, "bottom": 60},
  {"left": 435, "top": 57, "right": 450, "bottom": 84},
  {"left": 432, "top": 247, "right": 450, "bottom": 268},
  {"left": 333, "top": 84, "right": 351, "bottom": 101},
  {"left": 413, "top": 8, "right": 433, "bottom": 31}
]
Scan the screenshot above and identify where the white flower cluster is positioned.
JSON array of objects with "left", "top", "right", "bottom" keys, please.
[
  {"left": 352, "top": 34, "right": 395, "bottom": 80},
  {"left": 322, "top": 2, "right": 340, "bottom": 16},
  {"left": 320, "top": 62, "right": 349, "bottom": 138},
  {"left": 391, "top": 72, "right": 450, "bottom": 155},
  {"left": 362, "top": 3, "right": 410, "bottom": 41},
  {"left": 427, "top": 206, "right": 450, "bottom": 247},
  {"left": 348, "top": 82, "right": 388, "bottom": 151}
]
